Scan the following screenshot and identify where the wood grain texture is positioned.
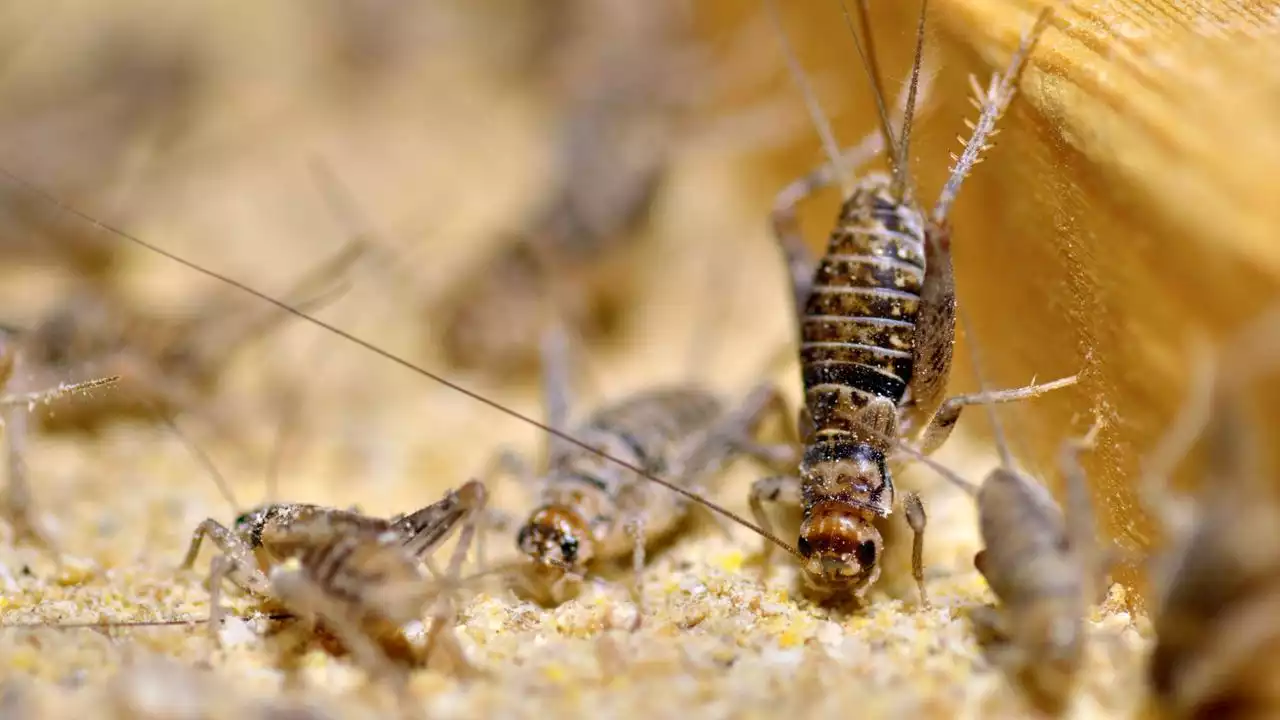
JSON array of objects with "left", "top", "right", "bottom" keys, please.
[{"left": 750, "top": 0, "right": 1280, "bottom": 601}]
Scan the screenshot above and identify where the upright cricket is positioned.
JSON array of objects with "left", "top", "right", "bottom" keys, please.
[{"left": 751, "top": 0, "right": 1072, "bottom": 604}]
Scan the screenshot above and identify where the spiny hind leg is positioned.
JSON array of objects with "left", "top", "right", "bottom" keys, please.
[
  {"left": 903, "top": 491, "right": 929, "bottom": 610},
  {"left": 930, "top": 8, "right": 1054, "bottom": 225},
  {"left": 914, "top": 375, "right": 1080, "bottom": 457},
  {"left": 749, "top": 475, "right": 802, "bottom": 580}
]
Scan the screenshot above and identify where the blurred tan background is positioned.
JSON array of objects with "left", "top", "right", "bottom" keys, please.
[{"left": 0, "top": 0, "right": 1277, "bottom": 713}]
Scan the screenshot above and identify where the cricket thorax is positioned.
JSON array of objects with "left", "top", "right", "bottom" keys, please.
[
  {"left": 238, "top": 504, "right": 389, "bottom": 557},
  {"left": 800, "top": 173, "right": 925, "bottom": 439}
]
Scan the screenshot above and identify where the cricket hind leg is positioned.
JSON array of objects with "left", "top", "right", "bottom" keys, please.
[
  {"left": 769, "top": 130, "right": 885, "bottom": 320},
  {"left": 912, "top": 375, "right": 1080, "bottom": 457}
]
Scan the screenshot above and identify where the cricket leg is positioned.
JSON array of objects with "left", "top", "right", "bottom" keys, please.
[
  {"left": 1, "top": 404, "right": 58, "bottom": 556},
  {"left": 183, "top": 522, "right": 272, "bottom": 652},
  {"left": 769, "top": 129, "right": 884, "bottom": 320},
  {"left": 472, "top": 447, "right": 536, "bottom": 571},
  {"left": 419, "top": 490, "right": 484, "bottom": 678},
  {"left": 1058, "top": 417, "right": 1108, "bottom": 599},
  {"left": 394, "top": 479, "right": 489, "bottom": 576},
  {"left": 748, "top": 475, "right": 803, "bottom": 580},
  {"left": 540, "top": 320, "right": 576, "bottom": 470},
  {"left": 624, "top": 516, "right": 646, "bottom": 631},
  {"left": 914, "top": 375, "right": 1080, "bottom": 457},
  {"left": 903, "top": 491, "right": 929, "bottom": 610}
]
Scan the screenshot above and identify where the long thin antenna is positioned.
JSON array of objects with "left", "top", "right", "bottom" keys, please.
[
  {"left": 837, "top": 0, "right": 898, "bottom": 180},
  {"left": 956, "top": 305, "right": 1015, "bottom": 469},
  {"left": 152, "top": 406, "right": 241, "bottom": 514},
  {"left": 892, "top": 439, "right": 979, "bottom": 496},
  {"left": 894, "top": 0, "right": 929, "bottom": 202},
  {"left": 0, "top": 167, "right": 803, "bottom": 562},
  {"left": 762, "top": 0, "right": 853, "bottom": 196}
]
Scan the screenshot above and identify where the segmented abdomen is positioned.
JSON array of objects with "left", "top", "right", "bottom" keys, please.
[
  {"left": 801, "top": 176, "right": 925, "bottom": 441},
  {"left": 548, "top": 387, "right": 723, "bottom": 500}
]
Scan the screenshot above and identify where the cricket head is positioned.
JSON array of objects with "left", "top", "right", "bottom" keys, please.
[
  {"left": 797, "top": 501, "right": 883, "bottom": 598},
  {"left": 232, "top": 504, "right": 283, "bottom": 549},
  {"left": 515, "top": 504, "right": 596, "bottom": 604},
  {"left": 795, "top": 441, "right": 892, "bottom": 598}
]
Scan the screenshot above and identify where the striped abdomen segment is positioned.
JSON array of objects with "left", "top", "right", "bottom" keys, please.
[
  {"left": 297, "top": 530, "right": 429, "bottom": 624},
  {"left": 547, "top": 387, "right": 723, "bottom": 499},
  {"left": 801, "top": 179, "right": 926, "bottom": 436}
]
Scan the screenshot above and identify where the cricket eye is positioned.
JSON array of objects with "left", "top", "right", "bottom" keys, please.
[
  {"left": 797, "top": 536, "right": 813, "bottom": 556},
  {"left": 856, "top": 540, "right": 877, "bottom": 568},
  {"left": 559, "top": 535, "right": 579, "bottom": 562}
]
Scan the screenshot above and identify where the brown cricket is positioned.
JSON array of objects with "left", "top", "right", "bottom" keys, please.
[
  {"left": 746, "top": 0, "right": 1074, "bottom": 605},
  {"left": 493, "top": 322, "right": 787, "bottom": 612},
  {"left": 179, "top": 477, "right": 491, "bottom": 685}
]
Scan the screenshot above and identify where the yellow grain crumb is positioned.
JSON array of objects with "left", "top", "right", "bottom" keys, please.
[
  {"left": 541, "top": 663, "right": 568, "bottom": 684},
  {"left": 7, "top": 646, "right": 41, "bottom": 672},
  {"left": 715, "top": 550, "right": 744, "bottom": 573},
  {"left": 777, "top": 628, "right": 803, "bottom": 648},
  {"left": 54, "top": 561, "right": 98, "bottom": 587}
]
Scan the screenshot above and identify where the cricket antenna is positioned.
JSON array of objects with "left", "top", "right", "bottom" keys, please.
[
  {"left": 895, "top": 0, "right": 929, "bottom": 203},
  {"left": 151, "top": 404, "right": 241, "bottom": 515},
  {"left": 893, "top": 438, "right": 979, "bottom": 496},
  {"left": 763, "top": 0, "right": 853, "bottom": 196},
  {"left": 956, "top": 304, "right": 1016, "bottom": 470},
  {"left": 0, "top": 167, "right": 804, "bottom": 563},
  {"left": 837, "top": 0, "right": 899, "bottom": 187}
]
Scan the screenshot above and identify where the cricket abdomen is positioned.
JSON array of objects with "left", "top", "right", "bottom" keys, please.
[{"left": 800, "top": 175, "right": 925, "bottom": 441}]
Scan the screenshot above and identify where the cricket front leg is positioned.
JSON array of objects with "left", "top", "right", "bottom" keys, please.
[
  {"left": 179, "top": 519, "right": 271, "bottom": 597},
  {"left": 748, "top": 475, "right": 802, "bottom": 581},
  {"left": 903, "top": 492, "right": 929, "bottom": 610}
]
